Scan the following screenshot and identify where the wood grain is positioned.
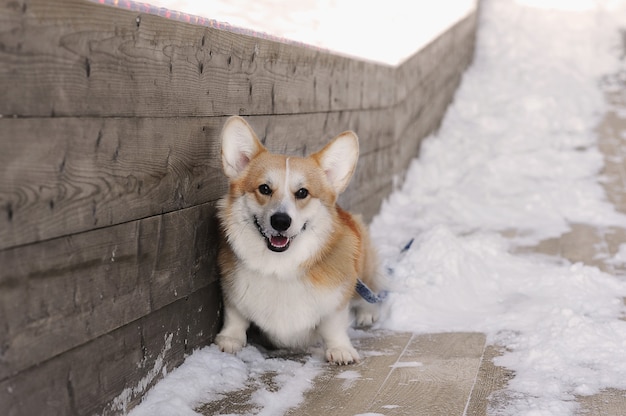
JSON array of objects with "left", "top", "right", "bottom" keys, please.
[
  {"left": 0, "top": 110, "right": 402, "bottom": 250},
  {"left": 0, "top": 0, "right": 395, "bottom": 118},
  {"left": 367, "top": 333, "right": 486, "bottom": 415},
  {"left": 0, "top": 6, "right": 476, "bottom": 250},
  {"left": 0, "top": 201, "right": 220, "bottom": 380},
  {"left": 286, "top": 331, "right": 415, "bottom": 416},
  {"left": 289, "top": 332, "right": 486, "bottom": 416},
  {"left": 0, "top": 117, "right": 224, "bottom": 250},
  {"left": 0, "top": 283, "right": 221, "bottom": 416},
  {"left": 464, "top": 344, "right": 514, "bottom": 416}
]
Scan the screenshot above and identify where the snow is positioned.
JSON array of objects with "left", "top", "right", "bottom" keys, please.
[
  {"left": 129, "top": 0, "right": 626, "bottom": 415},
  {"left": 335, "top": 369, "right": 362, "bottom": 390},
  {"left": 608, "top": 243, "right": 626, "bottom": 265},
  {"left": 371, "top": 0, "right": 626, "bottom": 414},
  {"left": 145, "top": 0, "right": 475, "bottom": 66},
  {"left": 113, "top": 334, "right": 173, "bottom": 414},
  {"left": 129, "top": 345, "right": 322, "bottom": 416},
  {"left": 388, "top": 361, "right": 423, "bottom": 368}
]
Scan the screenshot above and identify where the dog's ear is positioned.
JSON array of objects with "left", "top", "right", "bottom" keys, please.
[
  {"left": 313, "top": 131, "right": 359, "bottom": 194},
  {"left": 221, "top": 116, "right": 266, "bottom": 179}
]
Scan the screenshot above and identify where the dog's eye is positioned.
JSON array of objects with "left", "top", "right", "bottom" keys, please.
[
  {"left": 294, "top": 188, "right": 309, "bottom": 199},
  {"left": 258, "top": 184, "right": 272, "bottom": 195}
]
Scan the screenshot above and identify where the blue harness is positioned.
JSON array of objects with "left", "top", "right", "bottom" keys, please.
[
  {"left": 355, "top": 237, "right": 411, "bottom": 304},
  {"left": 355, "top": 278, "right": 388, "bottom": 304}
]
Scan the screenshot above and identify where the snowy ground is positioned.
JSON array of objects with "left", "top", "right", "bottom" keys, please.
[{"left": 128, "top": 0, "right": 626, "bottom": 415}]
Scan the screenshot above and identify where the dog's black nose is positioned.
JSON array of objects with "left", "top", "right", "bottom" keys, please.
[{"left": 270, "top": 212, "right": 291, "bottom": 232}]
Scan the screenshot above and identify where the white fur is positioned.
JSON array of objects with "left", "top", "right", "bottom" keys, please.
[
  {"left": 220, "top": 117, "right": 262, "bottom": 179},
  {"left": 219, "top": 266, "right": 350, "bottom": 348},
  {"left": 222, "top": 189, "right": 333, "bottom": 279},
  {"left": 351, "top": 297, "right": 382, "bottom": 327}
]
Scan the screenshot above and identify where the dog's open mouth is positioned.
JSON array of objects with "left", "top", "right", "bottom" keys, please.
[
  {"left": 267, "top": 235, "right": 290, "bottom": 252},
  {"left": 254, "top": 217, "right": 292, "bottom": 253}
]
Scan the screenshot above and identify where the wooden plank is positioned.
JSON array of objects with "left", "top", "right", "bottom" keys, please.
[
  {"left": 0, "top": 0, "right": 395, "bottom": 118},
  {"left": 578, "top": 389, "right": 626, "bottom": 416},
  {"left": 0, "top": 116, "right": 225, "bottom": 250},
  {"left": 367, "top": 332, "right": 486, "bottom": 416},
  {"left": 347, "top": 183, "right": 394, "bottom": 223},
  {"left": 289, "top": 332, "right": 486, "bottom": 416},
  {"left": 0, "top": 283, "right": 221, "bottom": 416},
  {"left": 0, "top": 106, "right": 417, "bottom": 377},
  {"left": 342, "top": 58, "right": 473, "bottom": 217},
  {"left": 0, "top": 112, "right": 399, "bottom": 250},
  {"left": 395, "top": 29, "right": 476, "bottom": 143},
  {"left": 0, "top": 201, "right": 220, "bottom": 380},
  {"left": 464, "top": 344, "right": 514, "bottom": 416},
  {"left": 341, "top": 35, "right": 476, "bottom": 215},
  {"left": 287, "top": 331, "right": 415, "bottom": 416},
  {"left": 0, "top": 5, "right": 476, "bottom": 250}
]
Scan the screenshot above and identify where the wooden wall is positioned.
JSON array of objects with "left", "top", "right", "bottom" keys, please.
[{"left": 0, "top": 0, "right": 478, "bottom": 414}]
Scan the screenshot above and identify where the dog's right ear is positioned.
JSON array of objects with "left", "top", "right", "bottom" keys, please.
[{"left": 220, "top": 116, "right": 266, "bottom": 179}]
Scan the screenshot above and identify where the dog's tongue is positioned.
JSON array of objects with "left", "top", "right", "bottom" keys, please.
[{"left": 270, "top": 235, "right": 289, "bottom": 248}]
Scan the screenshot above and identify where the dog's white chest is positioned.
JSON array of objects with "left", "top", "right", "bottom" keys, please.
[{"left": 230, "top": 268, "right": 345, "bottom": 346}]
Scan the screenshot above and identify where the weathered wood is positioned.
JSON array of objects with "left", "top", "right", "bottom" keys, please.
[
  {"left": 0, "top": 0, "right": 396, "bottom": 118},
  {"left": 287, "top": 331, "right": 415, "bottom": 416},
  {"left": 395, "top": 26, "right": 476, "bottom": 144},
  {"left": 0, "top": 4, "right": 476, "bottom": 250},
  {"left": 0, "top": 283, "right": 221, "bottom": 416},
  {"left": 0, "top": 201, "right": 219, "bottom": 380},
  {"left": 342, "top": 55, "right": 474, "bottom": 217},
  {"left": 366, "top": 333, "right": 486, "bottom": 415},
  {"left": 0, "top": 113, "right": 392, "bottom": 250},
  {"left": 0, "top": 116, "right": 225, "bottom": 250},
  {"left": 289, "top": 332, "right": 486, "bottom": 416},
  {"left": 578, "top": 389, "right": 626, "bottom": 416},
  {"left": 464, "top": 345, "right": 514, "bottom": 416}
]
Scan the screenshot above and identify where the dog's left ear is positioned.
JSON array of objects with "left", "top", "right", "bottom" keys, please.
[
  {"left": 220, "top": 116, "right": 266, "bottom": 179},
  {"left": 313, "top": 131, "right": 359, "bottom": 194}
]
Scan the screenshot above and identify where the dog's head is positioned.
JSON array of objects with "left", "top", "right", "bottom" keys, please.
[{"left": 219, "top": 116, "right": 359, "bottom": 267}]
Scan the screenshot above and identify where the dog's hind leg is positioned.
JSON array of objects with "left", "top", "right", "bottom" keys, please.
[
  {"left": 352, "top": 297, "right": 381, "bottom": 327},
  {"left": 318, "top": 306, "right": 360, "bottom": 365},
  {"left": 215, "top": 303, "right": 250, "bottom": 354}
]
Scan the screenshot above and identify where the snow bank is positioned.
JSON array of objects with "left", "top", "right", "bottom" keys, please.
[{"left": 372, "top": 0, "right": 626, "bottom": 414}]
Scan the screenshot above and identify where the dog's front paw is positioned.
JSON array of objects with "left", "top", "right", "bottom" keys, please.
[
  {"left": 215, "top": 334, "right": 246, "bottom": 354},
  {"left": 326, "top": 346, "right": 360, "bottom": 365}
]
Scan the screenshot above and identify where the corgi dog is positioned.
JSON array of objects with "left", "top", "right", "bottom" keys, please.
[{"left": 215, "top": 116, "right": 385, "bottom": 365}]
